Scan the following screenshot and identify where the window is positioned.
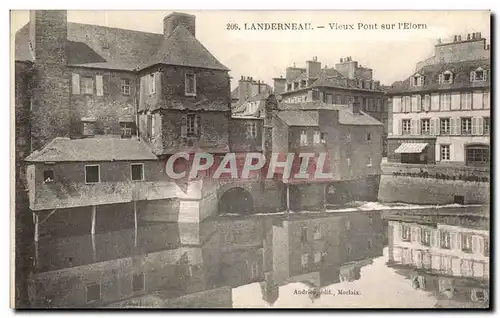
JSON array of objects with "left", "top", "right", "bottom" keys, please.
[
  {"left": 301, "top": 80, "right": 306, "bottom": 87},
  {"left": 121, "top": 126, "right": 132, "bottom": 138},
  {"left": 293, "top": 82, "right": 299, "bottom": 90},
  {"left": 132, "top": 273, "right": 145, "bottom": 292},
  {"left": 440, "top": 71, "right": 453, "bottom": 84},
  {"left": 85, "top": 165, "right": 100, "bottom": 184},
  {"left": 461, "top": 92, "right": 472, "bottom": 110},
  {"left": 421, "top": 119, "right": 430, "bottom": 135},
  {"left": 466, "top": 146, "right": 489, "bottom": 165},
  {"left": 300, "top": 130, "right": 308, "bottom": 146},
  {"left": 313, "top": 131, "right": 321, "bottom": 144},
  {"left": 86, "top": 283, "right": 101, "bottom": 303},
  {"left": 313, "top": 225, "right": 321, "bottom": 240},
  {"left": 440, "top": 231, "right": 451, "bottom": 249},
  {"left": 345, "top": 132, "right": 351, "bottom": 142},
  {"left": 148, "top": 73, "right": 156, "bottom": 95},
  {"left": 186, "top": 114, "right": 200, "bottom": 137},
  {"left": 461, "top": 259, "right": 473, "bottom": 277},
  {"left": 346, "top": 219, "right": 351, "bottom": 230},
  {"left": 121, "top": 79, "right": 131, "bottom": 96},
  {"left": 301, "top": 226, "right": 308, "bottom": 243},
  {"left": 440, "top": 118, "right": 451, "bottom": 135},
  {"left": 368, "top": 239, "right": 372, "bottom": 249},
  {"left": 131, "top": 163, "right": 144, "bottom": 181},
  {"left": 483, "top": 117, "right": 490, "bottom": 135},
  {"left": 402, "top": 225, "right": 411, "bottom": 242},
  {"left": 462, "top": 234, "right": 473, "bottom": 253},
  {"left": 402, "top": 119, "right": 411, "bottom": 135},
  {"left": 366, "top": 133, "right": 371, "bottom": 141},
  {"left": 43, "top": 170, "right": 54, "bottom": 183},
  {"left": 412, "top": 74, "right": 424, "bottom": 86},
  {"left": 461, "top": 117, "right": 472, "bottom": 135},
  {"left": 421, "top": 229, "right": 431, "bottom": 246},
  {"left": 368, "top": 215, "right": 373, "bottom": 225},
  {"left": 440, "top": 144, "right": 450, "bottom": 161},
  {"left": 440, "top": 93, "right": 451, "bottom": 110},
  {"left": 185, "top": 73, "right": 196, "bottom": 96},
  {"left": 367, "top": 157, "right": 372, "bottom": 167},
  {"left": 286, "top": 83, "right": 292, "bottom": 91},
  {"left": 320, "top": 132, "right": 326, "bottom": 144},
  {"left": 471, "top": 68, "right": 487, "bottom": 82},
  {"left": 82, "top": 77, "right": 94, "bottom": 95},
  {"left": 247, "top": 122, "right": 257, "bottom": 138},
  {"left": 314, "top": 252, "right": 322, "bottom": 264},
  {"left": 301, "top": 254, "right": 308, "bottom": 268}
]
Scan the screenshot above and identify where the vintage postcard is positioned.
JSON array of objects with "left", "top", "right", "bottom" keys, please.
[{"left": 11, "top": 10, "right": 490, "bottom": 309}]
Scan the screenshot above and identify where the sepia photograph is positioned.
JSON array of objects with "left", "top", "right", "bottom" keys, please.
[{"left": 10, "top": 9, "right": 491, "bottom": 309}]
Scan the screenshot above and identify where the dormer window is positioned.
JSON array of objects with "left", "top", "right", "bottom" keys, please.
[
  {"left": 471, "top": 67, "right": 488, "bottom": 82},
  {"left": 439, "top": 71, "right": 453, "bottom": 84},
  {"left": 293, "top": 82, "right": 299, "bottom": 90},
  {"left": 301, "top": 80, "right": 307, "bottom": 87},
  {"left": 411, "top": 74, "right": 424, "bottom": 87},
  {"left": 286, "top": 83, "right": 292, "bottom": 91}
]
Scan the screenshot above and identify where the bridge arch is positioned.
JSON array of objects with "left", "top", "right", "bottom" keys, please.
[{"left": 218, "top": 187, "right": 254, "bottom": 216}]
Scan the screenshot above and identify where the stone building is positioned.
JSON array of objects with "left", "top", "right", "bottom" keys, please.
[
  {"left": 386, "top": 33, "right": 490, "bottom": 166},
  {"left": 273, "top": 57, "right": 389, "bottom": 155},
  {"left": 231, "top": 76, "right": 272, "bottom": 105}
]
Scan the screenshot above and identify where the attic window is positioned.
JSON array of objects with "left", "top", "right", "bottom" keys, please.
[
  {"left": 412, "top": 74, "right": 424, "bottom": 87},
  {"left": 471, "top": 67, "right": 487, "bottom": 82},
  {"left": 441, "top": 71, "right": 453, "bottom": 84},
  {"left": 301, "top": 80, "right": 307, "bottom": 87},
  {"left": 286, "top": 83, "right": 292, "bottom": 91}
]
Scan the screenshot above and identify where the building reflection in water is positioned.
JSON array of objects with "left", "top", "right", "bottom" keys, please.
[{"left": 386, "top": 214, "right": 490, "bottom": 308}]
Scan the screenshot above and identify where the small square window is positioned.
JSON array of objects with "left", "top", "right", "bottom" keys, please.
[
  {"left": 131, "top": 164, "right": 144, "bottom": 181},
  {"left": 121, "top": 79, "right": 131, "bottom": 96},
  {"left": 85, "top": 165, "right": 100, "bottom": 184},
  {"left": 43, "top": 170, "right": 54, "bottom": 183},
  {"left": 132, "top": 273, "right": 145, "bottom": 292},
  {"left": 185, "top": 73, "right": 196, "bottom": 96},
  {"left": 86, "top": 283, "right": 101, "bottom": 303}
]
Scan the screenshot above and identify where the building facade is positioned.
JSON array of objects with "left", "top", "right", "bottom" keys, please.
[
  {"left": 387, "top": 33, "right": 490, "bottom": 166},
  {"left": 273, "top": 57, "right": 389, "bottom": 155}
]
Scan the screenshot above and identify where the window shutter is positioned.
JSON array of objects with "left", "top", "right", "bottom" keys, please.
[
  {"left": 484, "top": 92, "right": 490, "bottom": 109},
  {"left": 155, "top": 71, "right": 162, "bottom": 97},
  {"left": 72, "top": 73, "right": 80, "bottom": 94},
  {"left": 139, "top": 76, "right": 146, "bottom": 110},
  {"left": 411, "top": 119, "right": 417, "bottom": 135},
  {"left": 470, "top": 71, "right": 475, "bottom": 82},
  {"left": 438, "top": 74, "right": 443, "bottom": 84},
  {"left": 471, "top": 117, "right": 478, "bottom": 135},
  {"left": 483, "top": 70, "right": 488, "bottom": 82},
  {"left": 472, "top": 236, "right": 480, "bottom": 254},
  {"left": 451, "top": 118, "right": 459, "bottom": 135},
  {"left": 417, "top": 95, "right": 422, "bottom": 112},
  {"left": 477, "top": 117, "right": 484, "bottom": 135},
  {"left": 393, "top": 97, "right": 401, "bottom": 113},
  {"left": 396, "top": 119, "right": 402, "bottom": 135},
  {"left": 181, "top": 116, "right": 187, "bottom": 138},
  {"left": 450, "top": 232, "right": 459, "bottom": 250},
  {"left": 95, "top": 75, "right": 103, "bottom": 96},
  {"left": 194, "top": 114, "right": 201, "bottom": 135},
  {"left": 430, "top": 230, "right": 439, "bottom": 248},
  {"left": 416, "top": 119, "right": 421, "bottom": 135}
]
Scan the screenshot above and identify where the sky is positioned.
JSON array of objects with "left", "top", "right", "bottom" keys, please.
[{"left": 10, "top": 10, "right": 490, "bottom": 90}]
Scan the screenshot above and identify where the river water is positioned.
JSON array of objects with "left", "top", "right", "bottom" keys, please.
[{"left": 25, "top": 202, "right": 490, "bottom": 309}]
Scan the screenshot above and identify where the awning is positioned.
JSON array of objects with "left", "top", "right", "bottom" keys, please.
[{"left": 395, "top": 143, "right": 429, "bottom": 154}]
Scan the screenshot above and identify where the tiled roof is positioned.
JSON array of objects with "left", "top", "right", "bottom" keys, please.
[
  {"left": 25, "top": 137, "right": 158, "bottom": 162},
  {"left": 15, "top": 21, "right": 228, "bottom": 72},
  {"left": 388, "top": 59, "right": 490, "bottom": 94},
  {"left": 277, "top": 111, "right": 319, "bottom": 127},
  {"left": 278, "top": 101, "right": 383, "bottom": 126}
]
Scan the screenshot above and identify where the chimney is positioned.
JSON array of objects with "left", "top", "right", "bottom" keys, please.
[
  {"left": 273, "top": 76, "right": 286, "bottom": 94},
  {"left": 477, "top": 32, "right": 482, "bottom": 39},
  {"left": 163, "top": 12, "right": 196, "bottom": 37},
  {"left": 472, "top": 33, "right": 476, "bottom": 40},
  {"left": 453, "top": 35, "right": 458, "bottom": 42},
  {"left": 458, "top": 35, "right": 462, "bottom": 42},
  {"left": 29, "top": 10, "right": 68, "bottom": 64},
  {"left": 238, "top": 76, "right": 252, "bottom": 101},
  {"left": 467, "top": 33, "right": 471, "bottom": 40},
  {"left": 352, "top": 99, "right": 361, "bottom": 114},
  {"left": 306, "top": 57, "right": 322, "bottom": 78}
]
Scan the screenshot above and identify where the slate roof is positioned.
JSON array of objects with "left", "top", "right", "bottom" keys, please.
[
  {"left": 25, "top": 137, "right": 158, "bottom": 162},
  {"left": 277, "top": 111, "right": 318, "bottom": 127},
  {"left": 278, "top": 101, "right": 383, "bottom": 126},
  {"left": 15, "top": 21, "right": 229, "bottom": 72},
  {"left": 388, "top": 59, "right": 490, "bottom": 94}
]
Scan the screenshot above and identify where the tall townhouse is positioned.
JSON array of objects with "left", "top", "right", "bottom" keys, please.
[
  {"left": 387, "top": 33, "right": 490, "bottom": 166},
  {"left": 273, "top": 56, "right": 389, "bottom": 155}
]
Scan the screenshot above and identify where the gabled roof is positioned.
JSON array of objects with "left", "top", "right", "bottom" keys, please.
[
  {"left": 15, "top": 21, "right": 229, "bottom": 72},
  {"left": 25, "top": 137, "right": 158, "bottom": 162},
  {"left": 388, "top": 59, "right": 490, "bottom": 94}
]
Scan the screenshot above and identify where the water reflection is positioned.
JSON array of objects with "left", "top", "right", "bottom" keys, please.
[{"left": 27, "top": 207, "right": 489, "bottom": 308}]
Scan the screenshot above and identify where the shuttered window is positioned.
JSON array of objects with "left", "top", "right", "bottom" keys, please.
[
  {"left": 72, "top": 73, "right": 80, "bottom": 94},
  {"left": 95, "top": 75, "right": 103, "bottom": 96}
]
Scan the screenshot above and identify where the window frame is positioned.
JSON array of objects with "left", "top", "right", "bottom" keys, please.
[
  {"left": 440, "top": 118, "right": 451, "bottom": 135},
  {"left": 121, "top": 78, "right": 131, "bottom": 96},
  {"left": 300, "top": 130, "right": 308, "bottom": 146},
  {"left": 461, "top": 234, "right": 473, "bottom": 253},
  {"left": 43, "top": 169, "right": 55, "bottom": 184},
  {"left": 421, "top": 118, "right": 431, "bottom": 135},
  {"left": 81, "top": 76, "right": 94, "bottom": 95},
  {"left": 421, "top": 228, "right": 431, "bottom": 246},
  {"left": 85, "top": 282, "right": 101, "bottom": 303},
  {"left": 130, "top": 163, "right": 145, "bottom": 182},
  {"left": 440, "top": 231, "right": 451, "bottom": 249},
  {"left": 85, "top": 164, "right": 101, "bottom": 184},
  {"left": 247, "top": 121, "right": 258, "bottom": 139},
  {"left": 132, "top": 272, "right": 146, "bottom": 293},
  {"left": 461, "top": 117, "right": 473, "bottom": 135},
  {"left": 440, "top": 144, "right": 451, "bottom": 161},
  {"left": 402, "top": 119, "right": 411, "bottom": 135},
  {"left": 185, "top": 72, "right": 197, "bottom": 96}
]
